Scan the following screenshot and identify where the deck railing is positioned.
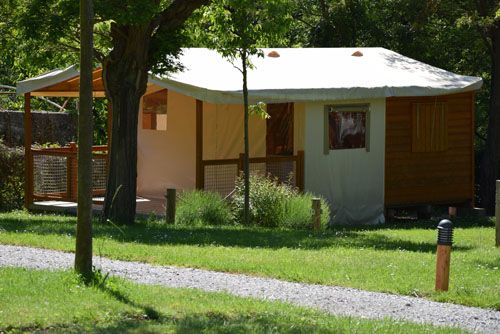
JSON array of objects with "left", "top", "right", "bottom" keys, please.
[
  {"left": 29, "top": 143, "right": 108, "bottom": 202},
  {"left": 201, "top": 150, "right": 304, "bottom": 197}
]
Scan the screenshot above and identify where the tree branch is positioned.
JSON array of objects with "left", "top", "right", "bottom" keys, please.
[{"left": 151, "top": 0, "right": 211, "bottom": 32}]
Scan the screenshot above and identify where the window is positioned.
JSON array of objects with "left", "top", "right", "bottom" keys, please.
[
  {"left": 412, "top": 102, "right": 447, "bottom": 152},
  {"left": 142, "top": 89, "right": 168, "bottom": 131},
  {"left": 324, "top": 104, "right": 369, "bottom": 152}
]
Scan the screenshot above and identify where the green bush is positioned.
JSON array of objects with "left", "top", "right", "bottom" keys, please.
[
  {"left": 232, "top": 174, "right": 330, "bottom": 229},
  {"left": 0, "top": 141, "right": 24, "bottom": 211},
  {"left": 176, "top": 190, "right": 232, "bottom": 226}
]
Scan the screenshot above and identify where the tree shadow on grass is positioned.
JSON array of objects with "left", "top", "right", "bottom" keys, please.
[
  {"left": 41, "top": 313, "right": 331, "bottom": 334},
  {"left": 0, "top": 213, "right": 476, "bottom": 252}
]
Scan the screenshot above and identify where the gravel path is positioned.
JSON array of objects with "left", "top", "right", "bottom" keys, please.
[{"left": 1, "top": 244, "right": 498, "bottom": 333}]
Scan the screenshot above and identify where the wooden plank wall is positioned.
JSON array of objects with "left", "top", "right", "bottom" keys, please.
[{"left": 385, "top": 92, "right": 474, "bottom": 207}]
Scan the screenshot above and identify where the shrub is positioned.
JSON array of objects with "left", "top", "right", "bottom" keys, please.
[
  {"left": 176, "top": 190, "right": 232, "bottom": 226},
  {"left": 284, "top": 193, "right": 330, "bottom": 230},
  {"left": 232, "top": 174, "right": 331, "bottom": 229},
  {"left": 0, "top": 140, "right": 24, "bottom": 211}
]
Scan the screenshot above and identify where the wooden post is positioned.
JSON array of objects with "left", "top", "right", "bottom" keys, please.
[
  {"left": 435, "top": 245, "right": 451, "bottom": 291},
  {"left": 448, "top": 207, "right": 457, "bottom": 218},
  {"left": 312, "top": 198, "right": 321, "bottom": 232},
  {"left": 195, "top": 100, "right": 203, "bottom": 189},
  {"left": 238, "top": 153, "right": 245, "bottom": 175},
  {"left": 297, "top": 150, "right": 304, "bottom": 192},
  {"left": 165, "top": 188, "right": 176, "bottom": 224},
  {"left": 23, "top": 93, "right": 33, "bottom": 209},
  {"left": 496, "top": 180, "right": 500, "bottom": 247}
]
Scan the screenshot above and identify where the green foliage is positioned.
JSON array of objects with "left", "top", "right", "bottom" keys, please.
[
  {"left": 285, "top": 193, "right": 330, "bottom": 230},
  {"left": 0, "top": 140, "right": 24, "bottom": 211},
  {"left": 232, "top": 174, "right": 330, "bottom": 229},
  {"left": 190, "top": 0, "right": 292, "bottom": 60},
  {"left": 176, "top": 190, "right": 233, "bottom": 226}
]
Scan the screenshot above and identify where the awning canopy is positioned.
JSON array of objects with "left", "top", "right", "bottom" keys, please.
[
  {"left": 17, "top": 48, "right": 483, "bottom": 103},
  {"left": 16, "top": 66, "right": 106, "bottom": 97}
]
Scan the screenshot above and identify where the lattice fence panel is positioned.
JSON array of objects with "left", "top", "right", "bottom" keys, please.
[
  {"left": 204, "top": 164, "right": 238, "bottom": 198},
  {"left": 33, "top": 155, "right": 67, "bottom": 195},
  {"left": 266, "top": 160, "right": 296, "bottom": 186},
  {"left": 92, "top": 157, "right": 107, "bottom": 190}
]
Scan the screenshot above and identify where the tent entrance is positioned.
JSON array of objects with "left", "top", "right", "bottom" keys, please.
[{"left": 266, "top": 103, "right": 294, "bottom": 156}]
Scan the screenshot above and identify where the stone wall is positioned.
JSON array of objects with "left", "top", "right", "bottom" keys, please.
[{"left": 0, "top": 110, "right": 76, "bottom": 146}]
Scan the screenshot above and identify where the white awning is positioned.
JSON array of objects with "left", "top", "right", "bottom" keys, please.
[{"left": 16, "top": 65, "right": 79, "bottom": 95}]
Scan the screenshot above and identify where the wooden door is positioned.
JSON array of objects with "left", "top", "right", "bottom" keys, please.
[{"left": 266, "top": 103, "right": 294, "bottom": 156}]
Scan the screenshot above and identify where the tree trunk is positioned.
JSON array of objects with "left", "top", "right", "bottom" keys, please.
[
  {"left": 242, "top": 52, "right": 250, "bottom": 225},
  {"left": 74, "top": 0, "right": 94, "bottom": 281},
  {"left": 480, "top": 25, "right": 500, "bottom": 215},
  {"left": 102, "top": 25, "right": 150, "bottom": 225}
]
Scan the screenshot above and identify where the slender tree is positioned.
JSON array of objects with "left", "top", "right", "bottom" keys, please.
[
  {"left": 74, "top": 0, "right": 94, "bottom": 281},
  {"left": 195, "top": 0, "right": 291, "bottom": 224}
]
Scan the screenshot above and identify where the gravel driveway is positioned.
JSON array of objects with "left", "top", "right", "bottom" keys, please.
[{"left": 0, "top": 244, "right": 498, "bottom": 333}]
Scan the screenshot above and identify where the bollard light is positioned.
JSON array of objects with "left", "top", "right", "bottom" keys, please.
[
  {"left": 435, "top": 219, "right": 453, "bottom": 291},
  {"left": 437, "top": 219, "right": 453, "bottom": 246}
]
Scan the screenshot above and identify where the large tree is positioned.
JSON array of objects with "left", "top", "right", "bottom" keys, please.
[
  {"left": 473, "top": 0, "right": 500, "bottom": 214},
  {"left": 74, "top": 0, "right": 94, "bottom": 281},
  {"left": 18, "top": 0, "right": 210, "bottom": 224}
]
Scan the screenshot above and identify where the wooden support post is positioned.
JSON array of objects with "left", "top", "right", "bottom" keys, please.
[
  {"left": 496, "top": 180, "right": 500, "bottom": 247},
  {"left": 448, "top": 207, "right": 457, "bottom": 218},
  {"left": 312, "top": 198, "right": 321, "bottom": 232},
  {"left": 195, "top": 100, "right": 203, "bottom": 189},
  {"left": 297, "top": 150, "right": 304, "bottom": 192},
  {"left": 238, "top": 153, "right": 245, "bottom": 175},
  {"left": 23, "top": 93, "right": 33, "bottom": 209},
  {"left": 435, "top": 245, "right": 451, "bottom": 291},
  {"left": 165, "top": 188, "right": 176, "bottom": 224}
]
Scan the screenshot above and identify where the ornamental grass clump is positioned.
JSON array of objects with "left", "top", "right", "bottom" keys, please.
[
  {"left": 176, "top": 190, "right": 233, "bottom": 226},
  {"left": 232, "top": 173, "right": 330, "bottom": 229}
]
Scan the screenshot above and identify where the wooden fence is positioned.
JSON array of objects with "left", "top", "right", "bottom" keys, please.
[
  {"left": 199, "top": 150, "right": 304, "bottom": 197},
  {"left": 29, "top": 143, "right": 108, "bottom": 202}
]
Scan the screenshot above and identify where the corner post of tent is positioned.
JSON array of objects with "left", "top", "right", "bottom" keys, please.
[
  {"left": 297, "top": 150, "right": 305, "bottom": 192},
  {"left": 195, "top": 99, "right": 204, "bottom": 190},
  {"left": 23, "top": 92, "right": 34, "bottom": 209}
]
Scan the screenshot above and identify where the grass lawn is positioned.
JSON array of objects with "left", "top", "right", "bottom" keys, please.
[
  {"left": 0, "top": 267, "right": 469, "bottom": 333},
  {"left": 0, "top": 211, "right": 498, "bottom": 310}
]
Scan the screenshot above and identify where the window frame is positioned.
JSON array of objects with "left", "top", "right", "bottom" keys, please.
[
  {"left": 324, "top": 104, "right": 370, "bottom": 154},
  {"left": 142, "top": 89, "right": 168, "bottom": 131}
]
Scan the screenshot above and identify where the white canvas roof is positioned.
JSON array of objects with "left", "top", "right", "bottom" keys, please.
[
  {"left": 18, "top": 48, "right": 482, "bottom": 103},
  {"left": 16, "top": 65, "right": 79, "bottom": 95}
]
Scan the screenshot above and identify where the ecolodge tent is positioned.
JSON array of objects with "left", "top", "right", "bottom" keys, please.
[{"left": 17, "top": 48, "right": 482, "bottom": 224}]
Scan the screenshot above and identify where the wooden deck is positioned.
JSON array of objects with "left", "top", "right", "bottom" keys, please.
[{"left": 30, "top": 196, "right": 165, "bottom": 218}]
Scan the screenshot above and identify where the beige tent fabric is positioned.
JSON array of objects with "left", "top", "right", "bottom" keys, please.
[
  {"left": 304, "top": 98, "right": 386, "bottom": 225},
  {"left": 203, "top": 102, "right": 266, "bottom": 160},
  {"left": 137, "top": 90, "right": 196, "bottom": 199},
  {"left": 137, "top": 88, "right": 270, "bottom": 199}
]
